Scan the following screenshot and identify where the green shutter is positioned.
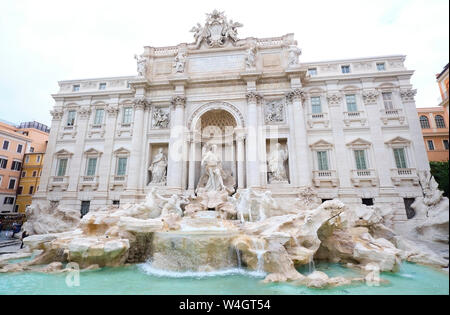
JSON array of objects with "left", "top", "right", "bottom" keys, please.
[
  {"left": 354, "top": 150, "right": 367, "bottom": 170},
  {"left": 317, "top": 151, "right": 329, "bottom": 170},
  {"left": 117, "top": 158, "right": 127, "bottom": 176},
  {"left": 57, "top": 159, "right": 67, "bottom": 176},
  {"left": 393, "top": 148, "right": 407, "bottom": 169},
  {"left": 86, "top": 158, "right": 97, "bottom": 176}
]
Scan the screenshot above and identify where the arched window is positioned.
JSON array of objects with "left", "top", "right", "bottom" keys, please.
[
  {"left": 420, "top": 116, "right": 430, "bottom": 129},
  {"left": 435, "top": 115, "right": 446, "bottom": 128}
]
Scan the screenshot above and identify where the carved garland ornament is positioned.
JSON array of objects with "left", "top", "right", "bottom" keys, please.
[
  {"left": 362, "top": 90, "right": 380, "bottom": 105},
  {"left": 326, "top": 93, "right": 342, "bottom": 106}
]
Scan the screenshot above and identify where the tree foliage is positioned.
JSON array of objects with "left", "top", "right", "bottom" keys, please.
[{"left": 429, "top": 161, "right": 449, "bottom": 197}]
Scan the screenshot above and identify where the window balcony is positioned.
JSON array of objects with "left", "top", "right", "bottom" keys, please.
[
  {"left": 117, "top": 122, "right": 134, "bottom": 137},
  {"left": 79, "top": 175, "right": 99, "bottom": 191},
  {"left": 390, "top": 168, "right": 419, "bottom": 186},
  {"left": 88, "top": 123, "right": 106, "bottom": 138},
  {"left": 312, "top": 170, "right": 338, "bottom": 187},
  {"left": 49, "top": 176, "right": 69, "bottom": 191},
  {"left": 380, "top": 108, "right": 405, "bottom": 125},
  {"left": 59, "top": 125, "right": 77, "bottom": 139},
  {"left": 343, "top": 111, "right": 367, "bottom": 127},
  {"left": 109, "top": 175, "right": 127, "bottom": 190},
  {"left": 307, "top": 112, "right": 330, "bottom": 128},
  {"left": 350, "top": 169, "right": 377, "bottom": 186}
]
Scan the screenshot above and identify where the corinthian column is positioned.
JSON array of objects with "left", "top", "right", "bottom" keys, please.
[
  {"left": 126, "top": 97, "right": 150, "bottom": 194},
  {"left": 246, "top": 91, "right": 263, "bottom": 187},
  {"left": 167, "top": 95, "right": 186, "bottom": 189},
  {"left": 286, "top": 88, "right": 311, "bottom": 187}
]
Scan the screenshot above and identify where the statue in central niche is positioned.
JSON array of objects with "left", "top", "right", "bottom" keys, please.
[{"left": 196, "top": 144, "right": 235, "bottom": 194}]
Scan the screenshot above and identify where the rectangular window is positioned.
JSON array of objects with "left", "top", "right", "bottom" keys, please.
[
  {"left": 11, "top": 161, "right": 22, "bottom": 171},
  {"left": 28, "top": 186, "right": 34, "bottom": 194},
  {"left": 57, "top": 158, "right": 68, "bottom": 176},
  {"left": 4, "top": 197, "right": 14, "bottom": 205},
  {"left": 444, "top": 140, "right": 449, "bottom": 150},
  {"left": 117, "top": 157, "right": 128, "bottom": 176},
  {"left": 29, "top": 147, "right": 34, "bottom": 153},
  {"left": 25, "top": 156, "right": 30, "bottom": 163},
  {"left": 382, "top": 92, "right": 394, "bottom": 110},
  {"left": 345, "top": 94, "right": 358, "bottom": 112},
  {"left": 354, "top": 150, "right": 367, "bottom": 170},
  {"left": 37, "top": 155, "right": 41, "bottom": 163},
  {"left": 310, "top": 97, "right": 322, "bottom": 114},
  {"left": 393, "top": 148, "right": 408, "bottom": 169},
  {"left": 94, "top": 109, "right": 104, "bottom": 125},
  {"left": 21, "top": 171, "right": 26, "bottom": 177},
  {"left": 0, "top": 176, "right": 2, "bottom": 186},
  {"left": 0, "top": 157, "right": 7, "bottom": 169},
  {"left": 427, "top": 140, "right": 435, "bottom": 151},
  {"left": 308, "top": 68, "right": 317, "bottom": 76},
  {"left": 122, "top": 107, "right": 133, "bottom": 124},
  {"left": 376, "top": 63, "right": 385, "bottom": 71},
  {"left": 67, "top": 110, "right": 76, "bottom": 126},
  {"left": 99, "top": 83, "right": 106, "bottom": 90},
  {"left": 86, "top": 157, "right": 97, "bottom": 176},
  {"left": 2, "top": 140, "right": 9, "bottom": 150},
  {"left": 17, "top": 144, "right": 23, "bottom": 153},
  {"left": 32, "top": 170, "right": 37, "bottom": 177},
  {"left": 8, "top": 178, "right": 16, "bottom": 190},
  {"left": 73, "top": 85, "right": 80, "bottom": 92},
  {"left": 17, "top": 186, "right": 23, "bottom": 195},
  {"left": 81, "top": 201, "right": 90, "bottom": 218},
  {"left": 317, "top": 151, "right": 329, "bottom": 171},
  {"left": 341, "top": 65, "right": 350, "bottom": 73}
]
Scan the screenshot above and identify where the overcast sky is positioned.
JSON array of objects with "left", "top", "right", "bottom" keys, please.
[{"left": 0, "top": 0, "right": 448, "bottom": 126}]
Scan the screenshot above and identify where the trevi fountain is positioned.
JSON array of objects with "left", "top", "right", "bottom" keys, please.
[{"left": 0, "top": 10, "right": 448, "bottom": 295}]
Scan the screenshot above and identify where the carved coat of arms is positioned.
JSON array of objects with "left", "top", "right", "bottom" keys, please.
[{"left": 190, "top": 10, "right": 243, "bottom": 48}]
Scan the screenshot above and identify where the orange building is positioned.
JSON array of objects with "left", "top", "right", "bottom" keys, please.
[
  {"left": 0, "top": 120, "right": 31, "bottom": 213},
  {"left": 417, "top": 108, "right": 449, "bottom": 162},
  {"left": 0, "top": 120, "right": 49, "bottom": 213},
  {"left": 437, "top": 63, "right": 449, "bottom": 121}
]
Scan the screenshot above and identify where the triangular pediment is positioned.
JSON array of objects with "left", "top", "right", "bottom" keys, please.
[
  {"left": 84, "top": 148, "right": 103, "bottom": 155},
  {"left": 385, "top": 136, "right": 411, "bottom": 145},
  {"left": 346, "top": 138, "right": 372, "bottom": 147},
  {"left": 310, "top": 139, "right": 334, "bottom": 149},
  {"left": 113, "top": 147, "right": 130, "bottom": 154},
  {"left": 55, "top": 149, "right": 73, "bottom": 156}
]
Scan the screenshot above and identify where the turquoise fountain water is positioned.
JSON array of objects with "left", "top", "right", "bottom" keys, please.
[{"left": 0, "top": 262, "right": 447, "bottom": 295}]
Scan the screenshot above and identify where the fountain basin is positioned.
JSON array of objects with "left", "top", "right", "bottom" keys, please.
[{"left": 151, "top": 229, "right": 239, "bottom": 272}]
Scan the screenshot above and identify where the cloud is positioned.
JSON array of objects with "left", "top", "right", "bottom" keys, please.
[{"left": 0, "top": 0, "right": 448, "bottom": 126}]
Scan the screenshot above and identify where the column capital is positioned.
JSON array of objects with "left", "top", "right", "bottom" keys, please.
[
  {"left": 285, "top": 88, "right": 305, "bottom": 103},
  {"left": 362, "top": 89, "right": 380, "bottom": 106},
  {"left": 106, "top": 105, "right": 119, "bottom": 117},
  {"left": 77, "top": 107, "right": 92, "bottom": 119},
  {"left": 400, "top": 88, "right": 417, "bottom": 103},
  {"left": 171, "top": 95, "right": 186, "bottom": 107},
  {"left": 50, "top": 109, "right": 64, "bottom": 120},
  {"left": 133, "top": 97, "right": 151, "bottom": 110},
  {"left": 245, "top": 91, "right": 263, "bottom": 104}
]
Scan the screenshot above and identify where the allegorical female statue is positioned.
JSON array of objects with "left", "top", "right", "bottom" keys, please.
[
  {"left": 149, "top": 148, "right": 167, "bottom": 184},
  {"left": 267, "top": 143, "right": 288, "bottom": 183}
]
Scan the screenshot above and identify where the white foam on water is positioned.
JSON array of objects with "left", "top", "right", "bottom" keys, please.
[{"left": 138, "top": 263, "right": 266, "bottom": 279}]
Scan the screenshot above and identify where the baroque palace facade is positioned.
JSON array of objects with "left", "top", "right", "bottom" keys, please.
[{"left": 34, "top": 11, "right": 429, "bottom": 222}]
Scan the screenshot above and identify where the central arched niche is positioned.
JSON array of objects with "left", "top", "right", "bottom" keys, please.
[{"left": 192, "top": 109, "right": 238, "bottom": 189}]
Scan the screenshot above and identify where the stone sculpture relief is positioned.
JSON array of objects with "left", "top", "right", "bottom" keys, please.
[
  {"left": 173, "top": 51, "right": 186, "bottom": 73},
  {"left": 198, "top": 144, "right": 227, "bottom": 192},
  {"left": 245, "top": 45, "right": 257, "bottom": 69},
  {"left": 148, "top": 148, "right": 168, "bottom": 185},
  {"left": 288, "top": 45, "right": 302, "bottom": 67},
  {"left": 267, "top": 143, "right": 289, "bottom": 183},
  {"left": 190, "top": 10, "right": 243, "bottom": 48},
  {"left": 152, "top": 107, "right": 170, "bottom": 129},
  {"left": 134, "top": 54, "right": 147, "bottom": 77},
  {"left": 265, "top": 100, "right": 285, "bottom": 123}
]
